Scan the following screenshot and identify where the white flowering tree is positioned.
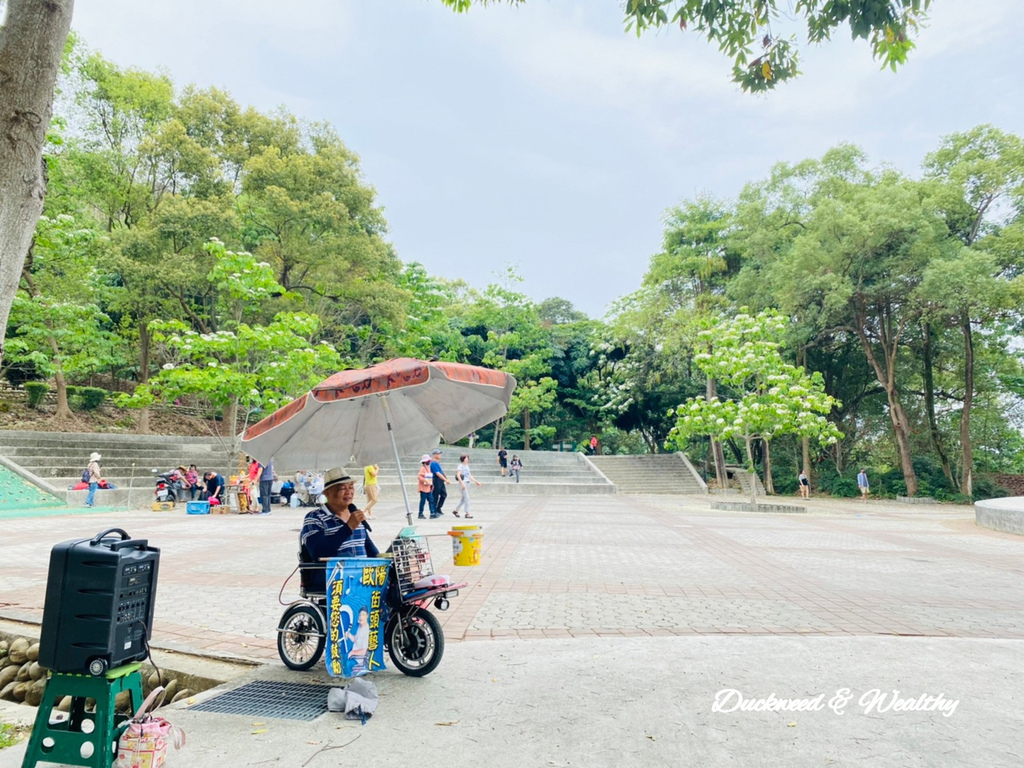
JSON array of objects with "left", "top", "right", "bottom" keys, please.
[
  {"left": 667, "top": 310, "right": 841, "bottom": 503},
  {"left": 118, "top": 240, "right": 342, "bottom": 444}
]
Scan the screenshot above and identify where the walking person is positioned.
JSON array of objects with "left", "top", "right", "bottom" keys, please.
[
  {"left": 509, "top": 454, "right": 523, "bottom": 484},
  {"left": 497, "top": 446, "right": 508, "bottom": 477},
  {"left": 417, "top": 455, "right": 436, "bottom": 519},
  {"left": 430, "top": 449, "right": 448, "bottom": 517},
  {"left": 589, "top": 435, "right": 598, "bottom": 455},
  {"left": 84, "top": 452, "right": 102, "bottom": 507},
  {"left": 363, "top": 464, "right": 379, "bottom": 519},
  {"left": 857, "top": 468, "right": 870, "bottom": 500},
  {"left": 453, "top": 454, "right": 482, "bottom": 519},
  {"left": 798, "top": 469, "right": 810, "bottom": 499}
]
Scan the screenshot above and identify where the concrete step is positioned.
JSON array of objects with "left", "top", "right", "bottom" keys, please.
[
  {"left": 368, "top": 482, "right": 615, "bottom": 496},
  {"left": 0, "top": 446, "right": 226, "bottom": 459},
  {"left": 0, "top": 429, "right": 227, "bottom": 442},
  {"left": 24, "top": 462, "right": 233, "bottom": 477},
  {"left": 589, "top": 453, "right": 706, "bottom": 495}
]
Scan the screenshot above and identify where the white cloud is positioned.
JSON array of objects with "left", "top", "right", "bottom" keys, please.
[{"left": 913, "top": 0, "right": 1019, "bottom": 59}]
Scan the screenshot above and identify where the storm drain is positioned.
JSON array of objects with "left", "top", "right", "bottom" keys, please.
[{"left": 189, "top": 680, "right": 330, "bottom": 721}]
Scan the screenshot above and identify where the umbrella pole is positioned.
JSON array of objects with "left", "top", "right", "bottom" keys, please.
[{"left": 380, "top": 395, "right": 414, "bottom": 526}]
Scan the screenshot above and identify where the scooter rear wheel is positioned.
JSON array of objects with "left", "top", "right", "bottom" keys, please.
[
  {"left": 278, "top": 604, "right": 325, "bottom": 671},
  {"left": 386, "top": 607, "right": 444, "bottom": 677}
]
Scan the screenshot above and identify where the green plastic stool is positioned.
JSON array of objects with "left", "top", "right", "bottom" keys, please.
[{"left": 22, "top": 663, "right": 144, "bottom": 768}]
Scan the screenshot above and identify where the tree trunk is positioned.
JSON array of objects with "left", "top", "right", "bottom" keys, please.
[
  {"left": 796, "top": 349, "right": 811, "bottom": 487},
  {"left": 960, "top": 314, "right": 974, "bottom": 497},
  {"left": 889, "top": 392, "right": 918, "bottom": 497},
  {"left": 0, "top": 0, "right": 76, "bottom": 369},
  {"left": 493, "top": 417, "right": 504, "bottom": 452},
  {"left": 802, "top": 436, "right": 811, "bottom": 488},
  {"left": 706, "top": 375, "right": 728, "bottom": 488},
  {"left": 744, "top": 433, "right": 757, "bottom": 507},
  {"left": 522, "top": 409, "right": 531, "bottom": 450},
  {"left": 48, "top": 335, "right": 72, "bottom": 419},
  {"left": 922, "top": 322, "right": 956, "bottom": 488},
  {"left": 762, "top": 438, "right": 774, "bottom": 495},
  {"left": 224, "top": 396, "right": 239, "bottom": 439},
  {"left": 854, "top": 317, "right": 918, "bottom": 497},
  {"left": 136, "top": 321, "right": 151, "bottom": 433}
]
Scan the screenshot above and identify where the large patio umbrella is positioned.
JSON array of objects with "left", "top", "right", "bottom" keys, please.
[{"left": 240, "top": 358, "right": 516, "bottom": 524}]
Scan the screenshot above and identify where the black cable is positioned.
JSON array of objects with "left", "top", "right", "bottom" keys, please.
[{"left": 137, "top": 620, "right": 162, "bottom": 695}]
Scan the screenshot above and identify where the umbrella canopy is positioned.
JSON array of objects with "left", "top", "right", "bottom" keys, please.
[{"left": 240, "top": 358, "right": 516, "bottom": 470}]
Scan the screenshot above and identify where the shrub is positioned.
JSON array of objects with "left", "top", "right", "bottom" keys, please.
[
  {"left": 818, "top": 473, "right": 860, "bottom": 498},
  {"left": 78, "top": 387, "right": 108, "bottom": 410},
  {"left": 65, "top": 385, "right": 83, "bottom": 410},
  {"left": 24, "top": 381, "right": 49, "bottom": 409},
  {"left": 972, "top": 476, "right": 1010, "bottom": 501},
  {"left": 773, "top": 473, "right": 799, "bottom": 495}
]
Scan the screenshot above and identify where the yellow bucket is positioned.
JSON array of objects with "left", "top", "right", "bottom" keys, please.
[{"left": 448, "top": 528, "right": 484, "bottom": 567}]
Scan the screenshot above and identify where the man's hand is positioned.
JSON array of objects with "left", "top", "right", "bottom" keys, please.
[{"left": 346, "top": 508, "right": 366, "bottom": 530}]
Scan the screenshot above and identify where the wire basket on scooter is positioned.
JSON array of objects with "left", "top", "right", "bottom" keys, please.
[{"left": 391, "top": 535, "right": 434, "bottom": 595}]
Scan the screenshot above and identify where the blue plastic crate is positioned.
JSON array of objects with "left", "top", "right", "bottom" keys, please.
[{"left": 186, "top": 501, "right": 210, "bottom": 515}]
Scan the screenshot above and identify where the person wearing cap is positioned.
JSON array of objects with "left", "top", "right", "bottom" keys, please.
[
  {"left": 417, "top": 455, "right": 436, "bottom": 520},
  {"left": 429, "top": 449, "right": 448, "bottom": 517},
  {"left": 174, "top": 465, "right": 194, "bottom": 499},
  {"left": 84, "top": 452, "right": 102, "bottom": 507},
  {"left": 299, "top": 467, "right": 379, "bottom": 593}
]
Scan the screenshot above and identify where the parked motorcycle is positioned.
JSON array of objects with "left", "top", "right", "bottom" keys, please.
[{"left": 152, "top": 469, "right": 184, "bottom": 503}]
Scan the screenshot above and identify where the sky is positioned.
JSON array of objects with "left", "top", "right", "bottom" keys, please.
[{"left": 69, "top": 1, "right": 1020, "bottom": 318}]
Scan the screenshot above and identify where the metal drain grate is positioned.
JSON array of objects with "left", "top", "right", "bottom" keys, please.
[{"left": 189, "top": 680, "right": 330, "bottom": 721}]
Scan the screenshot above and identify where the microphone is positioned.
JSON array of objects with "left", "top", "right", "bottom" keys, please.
[{"left": 348, "top": 503, "right": 372, "bottom": 533}]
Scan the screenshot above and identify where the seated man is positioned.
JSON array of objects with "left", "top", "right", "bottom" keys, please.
[
  {"left": 299, "top": 467, "right": 378, "bottom": 594},
  {"left": 202, "top": 471, "right": 225, "bottom": 504}
]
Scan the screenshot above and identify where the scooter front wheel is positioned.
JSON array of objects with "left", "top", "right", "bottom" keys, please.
[{"left": 386, "top": 607, "right": 444, "bottom": 677}]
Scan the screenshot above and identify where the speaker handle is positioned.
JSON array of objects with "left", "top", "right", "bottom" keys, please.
[{"left": 91, "top": 528, "right": 131, "bottom": 544}]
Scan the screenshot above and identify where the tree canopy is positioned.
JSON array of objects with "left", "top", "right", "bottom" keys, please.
[
  {"left": 6, "top": 35, "right": 1024, "bottom": 503},
  {"left": 439, "top": 0, "right": 933, "bottom": 91}
]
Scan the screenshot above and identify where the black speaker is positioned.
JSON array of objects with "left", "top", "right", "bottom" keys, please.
[{"left": 39, "top": 528, "right": 160, "bottom": 676}]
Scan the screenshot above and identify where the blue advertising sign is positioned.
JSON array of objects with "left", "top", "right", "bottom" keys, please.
[{"left": 325, "top": 557, "right": 389, "bottom": 677}]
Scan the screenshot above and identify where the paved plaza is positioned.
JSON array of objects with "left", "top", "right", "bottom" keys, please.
[
  {"left": 2, "top": 495, "right": 1024, "bottom": 658},
  {"left": 1, "top": 494, "right": 1023, "bottom": 766}
]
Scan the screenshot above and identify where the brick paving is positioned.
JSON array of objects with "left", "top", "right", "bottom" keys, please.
[{"left": 1, "top": 494, "right": 1023, "bottom": 663}]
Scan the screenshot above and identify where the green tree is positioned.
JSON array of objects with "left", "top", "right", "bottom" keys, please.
[
  {"left": 8, "top": 214, "right": 123, "bottom": 418},
  {"left": 649, "top": 195, "right": 741, "bottom": 481},
  {"left": 439, "top": 0, "right": 931, "bottom": 91},
  {"left": 120, "top": 240, "right": 342, "bottom": 443},
  {"left": 922, "top": 125, "right": 1024, "bottom": 496},
  {"left": 238, "top": 124, "right": 406, "bottom": 358},
  {"left": 733, "top": 147, "right": 952, "bottom": 496},
  {"left": 668, "top": 310, "right": 841, "bottom": 501}
]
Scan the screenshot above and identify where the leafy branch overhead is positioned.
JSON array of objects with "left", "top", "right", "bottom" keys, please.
[{"left": 439, "top": 0, "right": 931, "bottom": 91}]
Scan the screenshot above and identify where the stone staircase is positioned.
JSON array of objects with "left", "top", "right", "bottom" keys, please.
[
  {"left": 0, "top": 433, "right": 615, "bottom": 506},
  {"left": 0, "top": 431, "right": 235, "bottom": 508},
  {"left": 726, "top": 465, "right": 766, "bottom": 496},
  {"left": 587, "top": 453, "right": 708, "bottom": 495},
  {"left": 357, "top": 446, "right": 615, "bottom": 498}
]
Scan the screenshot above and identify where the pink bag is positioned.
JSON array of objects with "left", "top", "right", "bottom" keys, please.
[{"left": 116, "top": 686, "right": 186, "bottom": 768}]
